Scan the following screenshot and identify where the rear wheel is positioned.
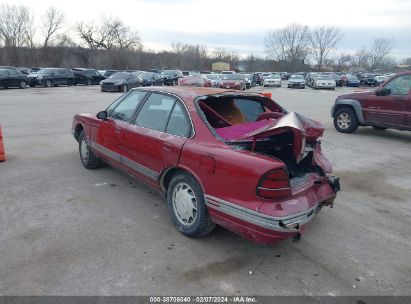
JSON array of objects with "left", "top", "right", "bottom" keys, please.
[
  {"left": 45, "top": 80, "right": 52, "bottom": 88},
  {"left": 167, "top": 173, "right": 215, "bottom": 238},
  {"left": 334, "top": 107, "right": 359, "bottom": 133},
  {"left": 121, "top": 84, "right": 128, "bottom": 92},
  {"left": 86, "top": 79, "right": 92, "bottom": 86},
  {"left": 78, "top": 130, "right": 102, "bottom": 169}
]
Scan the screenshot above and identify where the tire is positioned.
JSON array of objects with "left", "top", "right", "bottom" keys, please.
[
  {"left": 373, "top": 126, "right": 387, "bottom": 131},
  {"left": 86, "top": 79, "right": 92, "bottom": 86},
  {"left": 45, "top": 80, "right": 52, "bottom": 88},
  {"left": 19, "top": 80, "right": 27, "bottom": 89},
  {"left": 333, "top": 107, "right": 359, "bottom": 133},
  {"left": 121, "top": 84, "right": 128, "bottom": 92},
  {"left": 78, "top": 130, "right": 102, "bottom": 169},
  {"left": 167, "top": 173, "right": 215, "bottom": 238}
]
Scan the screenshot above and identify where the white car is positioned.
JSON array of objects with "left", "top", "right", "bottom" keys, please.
[
  {"left": 313, "top": 75, "right": 336, "bottom": 90},
  {"left": 263, "top": 74, "right": 281, "bottom": 87},
  {"left": 375, "top": 75, "right": 388, "bottom": 86}
]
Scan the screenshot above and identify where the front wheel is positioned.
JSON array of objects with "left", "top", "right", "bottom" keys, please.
[
  {"left": 78, "top": 130, "right": 102, "bottom": 169},
  {"left": 167, "top": 173, "right": 215, "bottom": 238},
  {"left": 333, "top": 107, "right": 359, "bottom": 133},
  {"left": 19, "top": 80, "right": 27, "bottom": 89},
  {"left": 45, "top": 80, "right": 52, "bottom": 88},
  {"left": 121, "top": 84, "right": 128, "bottom": 92}
]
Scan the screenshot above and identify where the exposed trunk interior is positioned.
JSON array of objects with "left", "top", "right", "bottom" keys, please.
[{"left": 198, "top": 95, "right": 324, "bottom": 182}]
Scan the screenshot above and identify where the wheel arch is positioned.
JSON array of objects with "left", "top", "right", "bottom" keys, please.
[
  {"left": 332, "top": 99, "right": 364, "bottom": 124},
  {"left": 73, "top": 123, "right": 85, "bottom": 142},
  {"left": 159, "top": 165, "right": 206, "bottom": 196}
]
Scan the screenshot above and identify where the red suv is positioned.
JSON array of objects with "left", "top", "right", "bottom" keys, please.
[{"left": 332, "top": 71, "right": 411, "bottom": 133}]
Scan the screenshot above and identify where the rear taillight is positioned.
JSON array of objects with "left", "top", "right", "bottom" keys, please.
[{"left": 257, "top": 169, "right": 291, "bottom": 199}]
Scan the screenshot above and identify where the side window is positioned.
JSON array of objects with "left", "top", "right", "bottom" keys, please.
[
  {"left": 166, "top": 102, "right": 190, "bottom": 137},
  {"left": 385, "top": 75, "right": 411, "bottom": 96},
  {"left": 7, "top": 69, "right": 19, "bottom": 76},
  {"left": 135, "top": 93, "right": 176, "bottom": 132},
  {"left": 109, "top": 91, "right": 146, "bottom": 122}
]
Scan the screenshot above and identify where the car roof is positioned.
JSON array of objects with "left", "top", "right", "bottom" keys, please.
[{"left": 131, "top": 86, "right": 262, "bottom": 105}]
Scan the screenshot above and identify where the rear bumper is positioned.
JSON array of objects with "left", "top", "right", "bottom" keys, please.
[{"left": 206, "top": 176, "right": 339, "bottom": 244}]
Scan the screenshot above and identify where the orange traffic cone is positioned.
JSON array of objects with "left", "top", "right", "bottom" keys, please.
[
  {"left": 261, "top": 92, "right": 272, "bottom": 99},
  {"left": 0, "top": 125, "right": 5, "bottom": 162}
]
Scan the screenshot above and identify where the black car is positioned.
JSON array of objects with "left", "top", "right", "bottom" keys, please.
[
  {"left": 72, "top": 68, "right": 106, "bottom": 85},
  {"left": 161, "top": 70, "right": 183, "bottom": 86},
  {"left": 102, "top": 70, "right": 120, "bottom": 77},
  {"left": 139, "top": 72, "right": 163, "bottom": 86},
  {"left": 359, "top": 73, "right": 378, "bottom": 86},
  {"left": 27, "top": 68, "right": 75, "bottom": 87},
  {"left": 100, "top": 72, "right": 141, "bottom": 92},
  {"left": 0, "top": 68, "right": 28, "bottom": 89}
]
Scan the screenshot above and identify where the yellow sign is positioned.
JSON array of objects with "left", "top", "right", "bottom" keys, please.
[{"left": 212, "top": 62, "right": 230, "bottom": 72}]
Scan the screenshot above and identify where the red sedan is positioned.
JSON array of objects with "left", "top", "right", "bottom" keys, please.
[{"left": 72, "top": 87, "right": 339, "bottom": 244}]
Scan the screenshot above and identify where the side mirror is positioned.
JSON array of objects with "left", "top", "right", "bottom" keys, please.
[
  {"left": 376, "top": 88, "right": 390, "bottom": 96},
  {"left": 97, "top": 110, "right": 108, "bottom": 120}
]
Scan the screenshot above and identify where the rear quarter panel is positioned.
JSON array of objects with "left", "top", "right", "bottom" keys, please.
[{"left": 179, "top": 139, "right": 285, "bottom": 212}]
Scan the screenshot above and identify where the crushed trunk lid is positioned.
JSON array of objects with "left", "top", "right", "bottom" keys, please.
[{"left": 228, "top": 112, "right": 325, "bottom": 163}]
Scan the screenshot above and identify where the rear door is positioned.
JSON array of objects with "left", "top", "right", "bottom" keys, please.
[
  {"left": 363, "top": 75, "right": 410, "bottom": 127},
  {"left": 121, "top": 92, "right": 191, "bottom": 187},
  {"left": 91, "top": 90, "right": 147, "bottom": 168}
]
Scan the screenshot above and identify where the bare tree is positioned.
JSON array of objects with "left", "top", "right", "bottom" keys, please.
[
  {"left": 351, "top": 48, "right": 370, "bottom": 69},
  {"left": 171, "top": 41, "right": 188, "bottom": 67},
  {"left": 104, "top": 18, "right": 141, "bottom": 49},
  {"left": 368, "top": 38, "right": 395, "bottom": 70},
  {"left": 310, "top": 26, "right": 343, "bottom": 71},
  {"left": 335, "top": 53, "right": 352, "bottom": 72},
  {"left": 401, "top": 57, "right": 411, "bottom": 65},
  {"left": 0, "top": 4, "right": 35, "bottom": 48},
  {"left": 265, "top": 24, "right": 310, "bottom": 71},
  {"left": 76, "top": 17, "right": 141, "bottom": 50},
  {"left": 42, "top": 7, "right": 65, "bottom": 48}
]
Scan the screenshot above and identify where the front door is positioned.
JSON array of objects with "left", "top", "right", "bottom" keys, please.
[
  {"left": 363, "top": 74, "right": 411, "bottom": 127},
  {"left": 91, "top": 90, "right": 147, "bottom": 168},
  {"left": 121, "top": 92, "right": 191, "bottom": 187}
]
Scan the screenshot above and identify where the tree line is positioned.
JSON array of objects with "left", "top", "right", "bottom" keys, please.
[{"left": 0, "top": 3, "right": 408, "bottom": 72}]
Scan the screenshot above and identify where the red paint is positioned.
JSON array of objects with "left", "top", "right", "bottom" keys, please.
[{"left": 72, "top": 86, "right": 339, "bottom": 244}]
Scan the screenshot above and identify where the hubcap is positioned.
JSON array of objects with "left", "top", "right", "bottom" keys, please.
[
  {"left": 337, "top": 113, "right": 351, "bottom": 129},
  {"left": 21, "top": 81, "right": 26, "bottom": 88},
  {"left": 172, "top": 182, "right": 198, "bottom": 226},
  {"left": 80, "top": 138, "right": 89, "bottom": 163}
]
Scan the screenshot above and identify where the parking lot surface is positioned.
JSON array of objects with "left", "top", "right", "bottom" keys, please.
[{"left": 0, "top": 84, "right": 410, "bottom": 296}]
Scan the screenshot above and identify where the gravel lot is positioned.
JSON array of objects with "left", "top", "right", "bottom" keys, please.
[{"left": 0, "top": 84, "right": 410, "bottom": 296}]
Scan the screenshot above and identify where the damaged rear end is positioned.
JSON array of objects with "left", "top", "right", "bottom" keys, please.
[{"left": 197, "top": 93, "right": 340, "bottom": 243}]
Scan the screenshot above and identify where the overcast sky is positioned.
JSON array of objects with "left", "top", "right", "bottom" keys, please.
[{"left": 4, "top": 0, "right": 411, "bottom": 59}]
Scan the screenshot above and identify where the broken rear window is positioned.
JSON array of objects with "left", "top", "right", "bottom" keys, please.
[{"left": 199, "top": 96, "right": 285, "bottom": 140}]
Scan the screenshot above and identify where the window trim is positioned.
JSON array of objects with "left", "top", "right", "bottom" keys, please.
[
  {"left": 130, "top": 90, "right": 194, "bottom": 138},
  {"left": 106, "top": 90, "right": 149, "bottom": 123},
  {"left": 383, "top": 74, "right": 411, "bottom": 96},
  {"left": 164, "top": 99, "right": 192, "bottom": 138}
]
